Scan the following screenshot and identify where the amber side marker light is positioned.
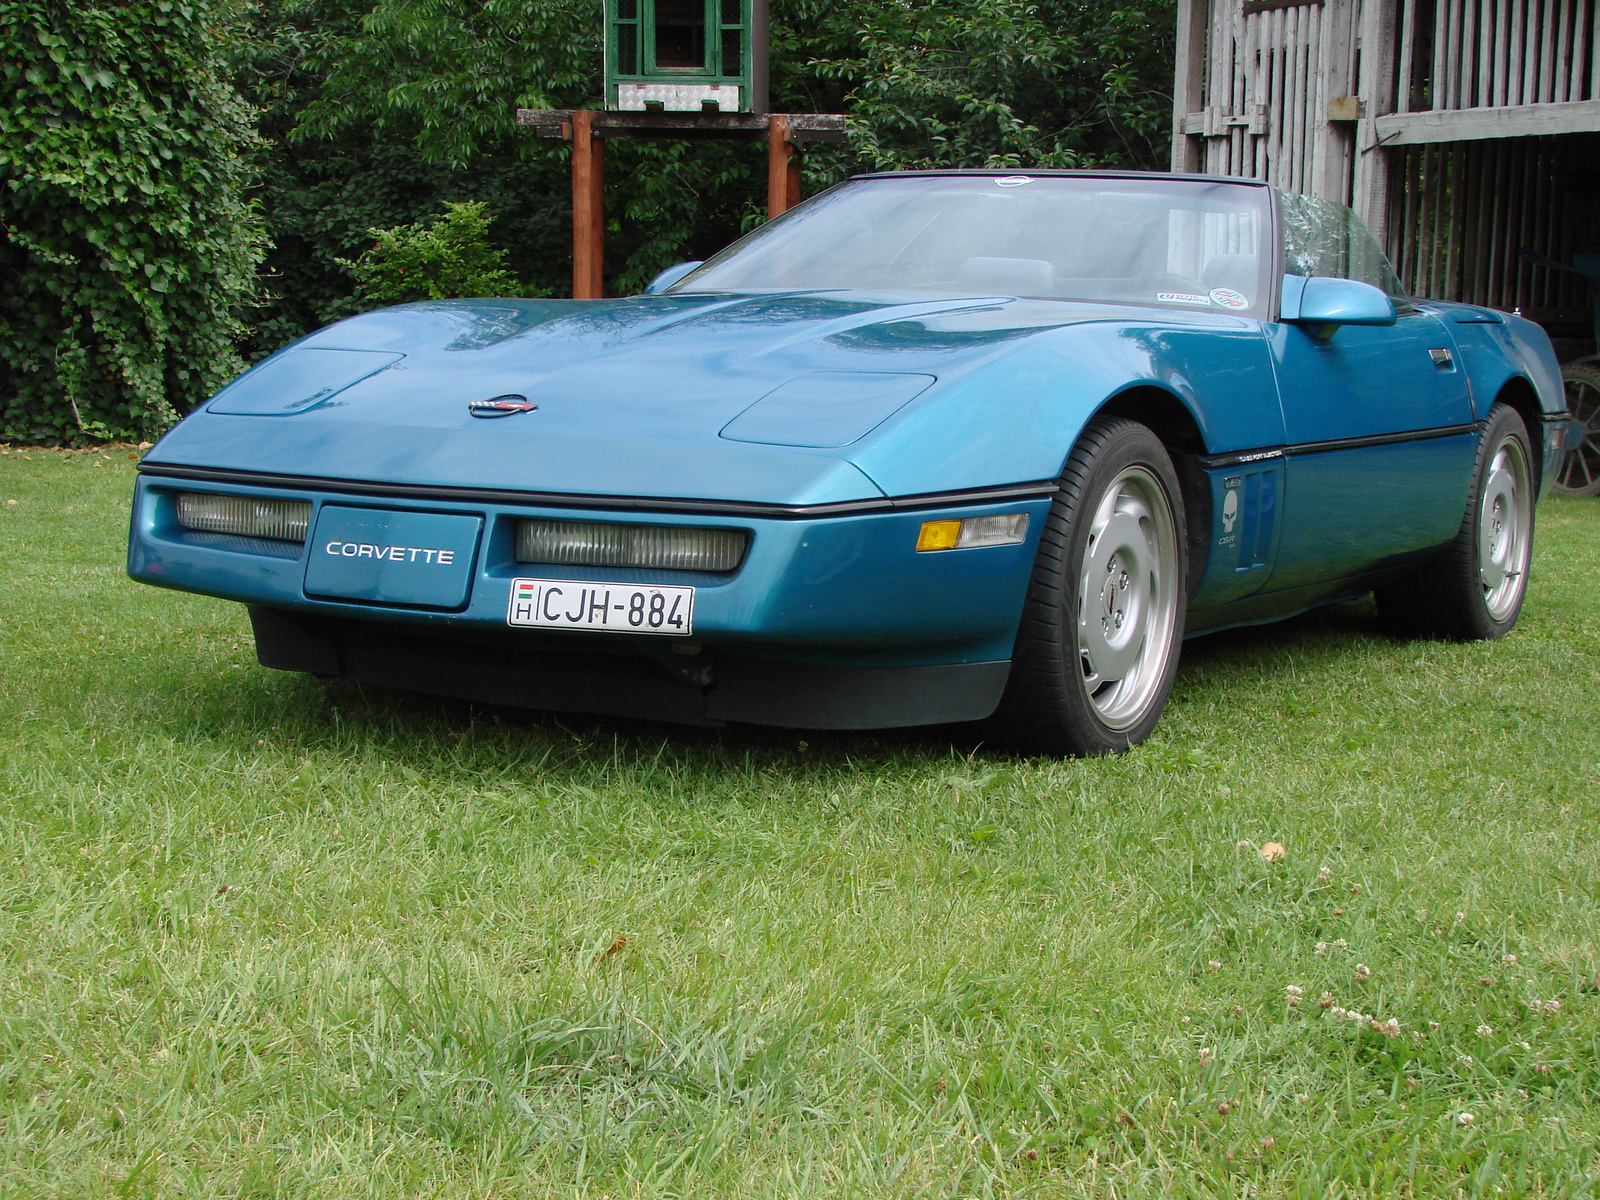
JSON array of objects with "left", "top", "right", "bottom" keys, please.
[{"left": 916, "top": 513, "right": 1030, "bottom": 552}]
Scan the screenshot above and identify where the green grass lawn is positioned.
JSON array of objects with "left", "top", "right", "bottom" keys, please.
[{"left": 2, "top": 446, "right": 1598, "bottom": 1198}]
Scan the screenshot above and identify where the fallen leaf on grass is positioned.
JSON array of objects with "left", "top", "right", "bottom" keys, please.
[
  {"left": 1260, "top": 842, "right": 1286, "bottom": 862},
  {"left": 598, "top": 935, "right": 628, "bottom": 963}
]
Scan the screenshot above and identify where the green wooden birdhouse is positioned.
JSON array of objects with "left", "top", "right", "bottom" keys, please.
[{"left": 605, "top": 0, "right": 768, "bottom": 113}]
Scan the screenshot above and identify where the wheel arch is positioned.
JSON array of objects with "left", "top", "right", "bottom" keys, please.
[
  {"left": 1090, "top": 384, "right": 1213, "bottom": 594},
  {"left": 1491, "top": 375, "right": 1545, "bottom": 495}
]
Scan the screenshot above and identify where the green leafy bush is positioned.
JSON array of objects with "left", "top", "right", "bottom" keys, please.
[
  {"left": 0, "top": 0, "right": 266, "bottom": 445},
  {"left": 336, "top": 201, "right": 524, "bottom": 305}
]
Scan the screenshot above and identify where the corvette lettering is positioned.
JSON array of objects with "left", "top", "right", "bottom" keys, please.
[{"left": 324, "top": 541, "right": 455, "bottom": 564}]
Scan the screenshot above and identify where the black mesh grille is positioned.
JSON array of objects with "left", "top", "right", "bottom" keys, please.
[
  {"left": 616, "top": 23, "right": 637, "bottom": 74},
  {"left": 720, "top": 28, "right": 741, "bottom": 75}
]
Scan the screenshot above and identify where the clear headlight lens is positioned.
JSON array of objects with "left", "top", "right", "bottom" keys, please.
[
  {"left": 916, "top": 513, "right": 1030, "bottom": 551},
  {"left": 515, "top": 519, "right": 748, "bottom": 572},
  {"left": 176, "top": 492, "right": 311, "bottom": 543}
]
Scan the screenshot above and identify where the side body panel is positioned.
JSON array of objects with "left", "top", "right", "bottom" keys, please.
[{"left": 1264, "top": 311, "right": 1477, "bottom": 591}]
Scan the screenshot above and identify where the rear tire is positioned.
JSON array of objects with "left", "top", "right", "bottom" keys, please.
[
  {"left": 1375, "top": 403, "right": 1534, "bottom": 640},
  {"left": 995, "top": 417, "right": 1187, "bottom": 756}
]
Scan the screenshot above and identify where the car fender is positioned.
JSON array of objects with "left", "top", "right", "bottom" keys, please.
[
  {"left": 845, "top": 316, "right": 1281, "bottom": 498},
  {"left": 1421, "top": 302, "right": 1566, "bottom": 494}
]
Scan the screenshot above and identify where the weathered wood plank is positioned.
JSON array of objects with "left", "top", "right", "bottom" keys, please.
[
  {"left": 1509, "top": 0, "right": 1527, "bottom": 106},
  {"left": 1171, "top": 0, "right": 1210, "bottom": 169},
  {"left": 1554, "top": 0, "right": 1573, "bottom": 103},
  {"left": 517, "top": 110, "right": 848, "bottom": 142},
  {"left": 1452, "top": 0, "right": 1465, "bottom": 109},
  {"left": 1532, "top": 0, "right": 1551, "bottom": 102},
  {"left": 1465, "top": 0, "right": 1478, "bottom": 108},
  {"left": 1374, "top": 98, "right": 1600, "bottom": 142},
  {"left": 1352, "top": 0, "right": 1398, "bottom": 241},
  {"left": 1398, "top": 0, "right": 1419, "bottom": 111}
]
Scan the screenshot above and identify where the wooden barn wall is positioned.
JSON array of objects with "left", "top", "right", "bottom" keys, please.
[
  {"left": 1397, "top": 0, "right": 1597, "bottom": 111},
  {"left": 1191, "top": 0, "right": 1359, "bottom": 198},
  {"left": 1176, "top": 0, "right": 1600, "bottom": 351},
  {"left": 1388, "top": 132, "right": 1600, "bottom": 335}
]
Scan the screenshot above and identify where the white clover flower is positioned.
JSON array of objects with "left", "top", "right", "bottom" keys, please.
[
  {"left": 1354, "top": 963, "right": 1371, "bottom": 980},
  {"left": 1544, "top": 999, "right": 1562, "bottom": 1014},
  {"left": 1319, "top": 992, "right": 1334, "bottom": 1008},
  {"left": 1286, "top": 985, "right": 1304, "bottom": 997},
  {"left": 1477, "top": 1024, "right": 1493, "bottom": 1038},
  {"left": 1371, "top": 1018, "right": 1401, "bottom": 1038},
  {"left": 1333, "top": 938, "right": 1348, "bottom": 951},
  {"left": 1428, "top": 1021, "right": 1441, "bottom": 1031},
  {"left": 1207, "top": 960, "right": 1222, "bottom": 971},
  {"left": 1455, "top": 911, "right": 1467, "bottom": 924},
  {"left": 1315, "top": 942, "right": 1329, "bottom": 956},
  {"left": 1502, "top": 954, "right": 1518, "bottom": 965},
  {"left": 1198, "top": 1047, "right": 1215, "bottom": 1065},
  {"left": 1329, "top": 1006, "right": 1348, "bottom": 1018},
  {"left": 1458, "top": 1112, "right": 1475, "bottom": 1126},
  {"left": 1317, "top": 866, "right": 1332, "bottom": 882}
]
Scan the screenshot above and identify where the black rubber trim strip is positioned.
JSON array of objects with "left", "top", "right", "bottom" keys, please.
[
  {"left": 1541, "top": 410, "right": 1573, "bottom": 423},
  {"left": 1197, "top": 422, "right": 1481, "bottom": 470},
  {"left": 137, "top": 462, "right": 1058, "bottom": 519}
]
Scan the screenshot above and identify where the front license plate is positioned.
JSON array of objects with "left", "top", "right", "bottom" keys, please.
[{"left": 507, "top": 578, "right": 694, "bottom": 636}]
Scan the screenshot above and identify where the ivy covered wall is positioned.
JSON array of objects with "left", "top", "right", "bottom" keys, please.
[{"left": 1, "top": 0, "right": 266, "bottom": 444}]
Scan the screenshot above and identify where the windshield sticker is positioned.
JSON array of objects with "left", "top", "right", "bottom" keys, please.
[
  {"left": 1157, "top": 292, "right": 1211, "bottom": 305},
  {"left": 1209, "top": 287, "right": 1250, "bottom": 310},
  {"left": 994, "top": 176, "right": 1034, "bottom": 187}
]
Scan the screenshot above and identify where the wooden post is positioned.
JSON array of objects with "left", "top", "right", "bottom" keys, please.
[
  {"left": 571, "top": 109, "right": 605, "bottom": 299},
  {"left": 1171, "top": 0, "right": 1209, "bottom": 172},
  {"left": 767, "top": 115, "right": 797, "bottom": 219},
  {"left": 1351, "top": 0, "right": 1399, "bottom": 247}
]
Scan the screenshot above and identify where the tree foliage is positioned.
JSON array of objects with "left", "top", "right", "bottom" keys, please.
[
  {"left": 337, "top": 200, "right": 525, "bottom": 304},
  {"left": 1, "top": 0, "right": 1177, "bottom": 443},
  {"left": 239, "top": 0, "right": 1176, "bottom": 344},
  {"left": 0, "top": 0, "right": 265, "bottom": 444}
]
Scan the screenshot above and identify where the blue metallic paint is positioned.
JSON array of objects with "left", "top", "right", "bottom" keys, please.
[{"left": 128, "top": 175, "right": 1571, "bottom": 725}]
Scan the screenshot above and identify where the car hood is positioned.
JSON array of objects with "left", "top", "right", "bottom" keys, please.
[{"left": 147, "top": 290, "right": 1201, "bottom": 505}]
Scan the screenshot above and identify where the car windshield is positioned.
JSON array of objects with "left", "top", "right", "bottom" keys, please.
[{"left": 674, "top": 174, "right": 1272, "bottom": 316}]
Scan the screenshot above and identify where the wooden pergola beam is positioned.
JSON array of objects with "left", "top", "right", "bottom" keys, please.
[{"left": 520, "top": 109, "right": 848, "bottom": 299}]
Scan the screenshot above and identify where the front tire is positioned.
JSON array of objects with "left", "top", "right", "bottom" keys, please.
[
  {"left": 1375, "top": 403, "right": 1535, "bottom": 640},
  {"left": 995, "top": 417, "right": 1187, "bottom": 756}
]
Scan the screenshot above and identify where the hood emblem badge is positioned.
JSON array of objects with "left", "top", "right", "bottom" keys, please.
[{"left": 469, "top": 395, "right": 538, "bottom": 418}]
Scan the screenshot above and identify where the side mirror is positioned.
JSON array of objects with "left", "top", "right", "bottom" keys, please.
[
  {"left": 643, "top": 261, "right": 704, "bottom": 295},
  {"left": 1280, "top": 274, "right": 1396, "bottom": 328}
]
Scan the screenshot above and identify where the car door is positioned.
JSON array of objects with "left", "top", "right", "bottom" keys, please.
[
  {"left": 1263, "top": 193, "right": 1479, "bottom": 593},
  {"left": 1264, "top": 308, "right": 1477, "bottom": 592}
]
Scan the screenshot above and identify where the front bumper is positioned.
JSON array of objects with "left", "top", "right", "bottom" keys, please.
[{"left": 127, "top": 472, "right": 1050, "bottom": 727}]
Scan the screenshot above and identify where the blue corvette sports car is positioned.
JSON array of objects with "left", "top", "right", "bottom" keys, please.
[{"left": 129, "top": 171, "right": 1568, "bottom": 755}]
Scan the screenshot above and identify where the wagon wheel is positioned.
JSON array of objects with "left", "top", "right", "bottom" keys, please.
[{"left": 1556, "top": 362, "right": 1600, "bottom": 496}]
